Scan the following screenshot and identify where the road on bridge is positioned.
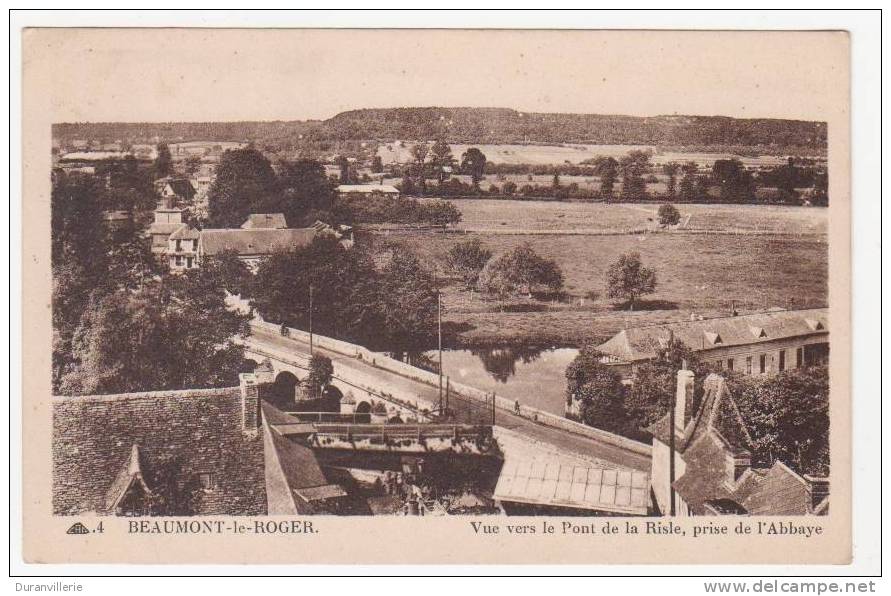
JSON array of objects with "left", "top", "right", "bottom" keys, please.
[{"left": 248, "top": 325, "right": 651, "bottom": 472}]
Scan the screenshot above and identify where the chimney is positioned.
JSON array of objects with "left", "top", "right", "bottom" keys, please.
[
  {"left": 805, "top": 475, "right": 830, "bottom": 512},
  {"left": 239, "top": 373, "right": 261, "bottom": 433},
  {"left": 675, "top": 369, "right": 694, "bottom": 432}
]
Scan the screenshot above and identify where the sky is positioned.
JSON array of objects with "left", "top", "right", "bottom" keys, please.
[{"left": 34, "top": 28, "right": 848, "bottom": 123}]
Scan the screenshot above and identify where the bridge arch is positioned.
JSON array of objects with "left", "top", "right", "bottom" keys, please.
[{"left": 270, "top": 371, "right": 300, "bottom": 407}]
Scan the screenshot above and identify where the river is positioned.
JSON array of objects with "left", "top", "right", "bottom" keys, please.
[{"left": 424, "top": 346, "right": 580, "bottom": 416}]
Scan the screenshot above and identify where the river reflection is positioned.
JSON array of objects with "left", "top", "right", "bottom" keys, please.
[{"left": 423, "top": 346, "right": 580, "bottom": 416}]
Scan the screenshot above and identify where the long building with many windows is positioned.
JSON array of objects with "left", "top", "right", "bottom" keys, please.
[{"left": 595, "top": 308, "right": 829, "bottom": 378}]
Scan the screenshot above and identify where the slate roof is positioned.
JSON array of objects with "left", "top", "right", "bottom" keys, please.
[
  {"left": 165, "top": 178, "right": 197, "bottom": 200},
  {"left": 241, "top": 213, "right": 288, "bottom": 229},
  {"left": 52, "top": 387, "right": 266, "bottom": 516},
  {"left": 597, "top": 308, "right": 828, "bottom": 363},
  {"left": 200, "top": 228, "right": 317, "bottom": 257},
  {"left": 148, "top": 222, "right": 188, "bottom": 236},
  {"left": 169, "top": 225, "right": 200, "bottom": 240}
]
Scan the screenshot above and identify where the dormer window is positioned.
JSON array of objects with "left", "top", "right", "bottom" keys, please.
[
  {"left": 704, "top": 331, "right": 722, "bottom": 345},
  {"left": 749, "top": 326, "right": 767, "bottom": 339},
  {"left": 805, "top": 318, "right": 824, "bottom": 331},
  {"left": 198, "top": 473, "right": 216, "bottom": 491}
]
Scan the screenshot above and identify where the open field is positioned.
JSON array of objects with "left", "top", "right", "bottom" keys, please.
[
  {"left": 369, "top": 227, "right": 828, "bottom": 348},
  {"left": 423, "top": 198, "right": 829, "bottom": 235},
  {"left": 377, "top": 142, "right": 798, "bottom": 169}
]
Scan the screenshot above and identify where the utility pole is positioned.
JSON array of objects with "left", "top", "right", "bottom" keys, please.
[
  {"left": 309, "top": 284, "right": 314, "bottom": 356},
  {"left": 437, "top": 289, "right": 443, "bottom": 413}
]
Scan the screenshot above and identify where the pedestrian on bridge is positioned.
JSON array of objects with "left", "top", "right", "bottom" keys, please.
[{"left": 514, "top": 399, "right": 520, "bottom": 415}]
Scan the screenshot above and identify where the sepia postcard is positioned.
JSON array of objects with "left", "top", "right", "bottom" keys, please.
[{"left": 21, "top": 26, "right": 852, "bottom": 565}]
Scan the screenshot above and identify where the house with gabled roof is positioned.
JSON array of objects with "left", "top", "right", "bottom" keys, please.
[
  {"left": 647, "top": 370, "right": 829, "bottom": 517},
  {"left": 596, "top": 308, "right": 829, "bottom": 379}
]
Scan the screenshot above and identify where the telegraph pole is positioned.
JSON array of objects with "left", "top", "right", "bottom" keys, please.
[
  {"left": 437, "top": 289, "right": 443, "bottom": 413},
  {"left": 309, "top": 284, "right": 314, "bottom": 355}
]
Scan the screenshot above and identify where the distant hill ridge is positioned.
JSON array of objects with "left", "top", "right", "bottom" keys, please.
[{"left": 53, "top": 107, "right": 827, "bottom": 150}]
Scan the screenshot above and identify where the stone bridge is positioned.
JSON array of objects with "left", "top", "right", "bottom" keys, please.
[{"left": 244, "top": 320, "right": 652, "bottom": 472}]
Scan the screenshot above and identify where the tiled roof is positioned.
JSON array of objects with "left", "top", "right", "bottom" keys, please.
[
  {"left": 241, "top": 213, "right": 288, "bottom": 229},
  {"left": 169, "top": 225, "right": 200, "bottom": 240},
  {"left": 648, "top": 374, "right": 825, "bottom": 516},
  {"left": 597, "top": 308, "right": 828, "bottom": 363},
  {"left": 147, "top": 222, "right": 188, "bottom": 236},
  {"left": 200, "top": 228, "right": 317, "bottom": 257},
  {"left": 493, "top": 458, "right": 649, "bottom": 515},
  {"left": 52, "top": 387, "right": 266, "bottom": 516}
]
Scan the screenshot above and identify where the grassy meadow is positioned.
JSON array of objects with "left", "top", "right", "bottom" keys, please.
[{"left": 365, "top": 200, "right": 828, "bottom": 348}]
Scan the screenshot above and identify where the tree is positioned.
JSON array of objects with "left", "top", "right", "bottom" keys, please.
[
  {"left": 154, "top": 143, "right": 173, "bottom": 179},
  {"left": 619, "top": 150, "right": 651, "bottom": 201},
  {"left": 201, "top": 249, "right": 254, "bottom": 298},
  {"left": 429, "top": 139, "right": 455, "bottom": 184},
  {"left": 446, "top": 238, "right": 493, "bottom": 287},
  {"left": 712, "top": 159, "right": 755, "bottom": 203},
  {"left": 662, "top": 162, "right": 680, "bottom": 197},
  {"left": 460, "top": 147, "right": 487, "bottom": 188},
  {"left": 183, "top": 155, "right": 202, "bottom": 176},
  {"left": 336, "top": 155, "right": 355, "bottom": 184},
  {"left": 378, "top": 250, "right": 439, "bottom": 351},
  {"left": 605, "top": 252, "right": 657, "bottom": 310},
  {"left": 502, "top": 180, "right": 517, "bottom": 196},
  {"left": 657, "top": 203, "right": 681, "bottom": 227},
  {"left": 305, "top": 354, "right": 334, "bottom": 399},
  {"left": 478, "top": 243, "right": 564, "bottom": 299},
  {"left": 206, "top": 148, "right": 279, "bottom": 228},
  {"left": 371, "top": 155, "right": 384, "bottom": 174},
  {"left": 678, "top": 162, "right": 698, "bottom": 202},
  {"left": 399, "top": 173, "right": 416, "bottom": 196},
  {"left": 278, "top": 158, "right": 337, "bottom": 225},
  {"left": 728, "top": 366, "right": 829, "bottom": 476},
  {"left": 411, "top": 143, "right": 429, "bottom": 195},
  {"left": 565, "top": 347, "right": 627, "bottom": 435},
  {"left": 592, "top": 156, "right": 619, "bottom": 199},
  {"left": 625, "top": 338, "right": 710, "bottom": 432},
  {"left": 58, "top": 272, "right": 250, "bottom": 395}
]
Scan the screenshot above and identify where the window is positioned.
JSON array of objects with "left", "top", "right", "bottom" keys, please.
[
  {"left": 192, "top": 239, "right": 198, "bottom": 251},
  {"left": 186, "top": 257, "right": 194, "bottom": 269},
  {"left": 175, "top": 255, "right": 184, "bottom": 267},
  {"left": 778, "top": 350, "right": 786, "bottom": 372},
  {"left": 198, "top": 473, "right": 216, "bottom": 491},
  {"left": 796, "top": 347, "right": 803, "bottom": 368},
  {"left": 759, "top": 354, "right": 766, "bottom": 374},
  {"left": 746, "top": 356, "right": 752, "bottom": 375},
  {"left": 175, "top": 239, "right": 182, "bottom": 252},
  {"left": 727, "top": 358, "right": 734, "bottom": 371}
]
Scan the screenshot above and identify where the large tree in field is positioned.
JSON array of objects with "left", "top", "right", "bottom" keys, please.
[
  {"left": 445, "top": 238, "right": 492, "bottom": 287},
  {"left": 728, "top": 366, "right": 829, "bottom": 476},
  {"left": 605, "top": 251, "right": 657, "bottom": 310},
  {"left": 460, "top": 147, "right": 487, "bottom": 188},
  {"left": 207, "top": 148, "right": 279, "bottom": 227},
  {"left": 592, "top": 156, "right": 619, "bottom": 199},
  {"left": 478, "top": 243, "right": 564, "bottom": 299},
  {"left": 678, "top": 162, "right": 699, "bottom": 202},
  {"left": 657, "top": 203, "right": 681, "bottom": 227},
  {"left": 565, "top": 347, "right": 628, "bottom": 435},
  {"left": 662, "top": 162, "right": 680, "bottom": 198},
  {"left": 619, "top": 150, "right": 651, "bottom": 201}
]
